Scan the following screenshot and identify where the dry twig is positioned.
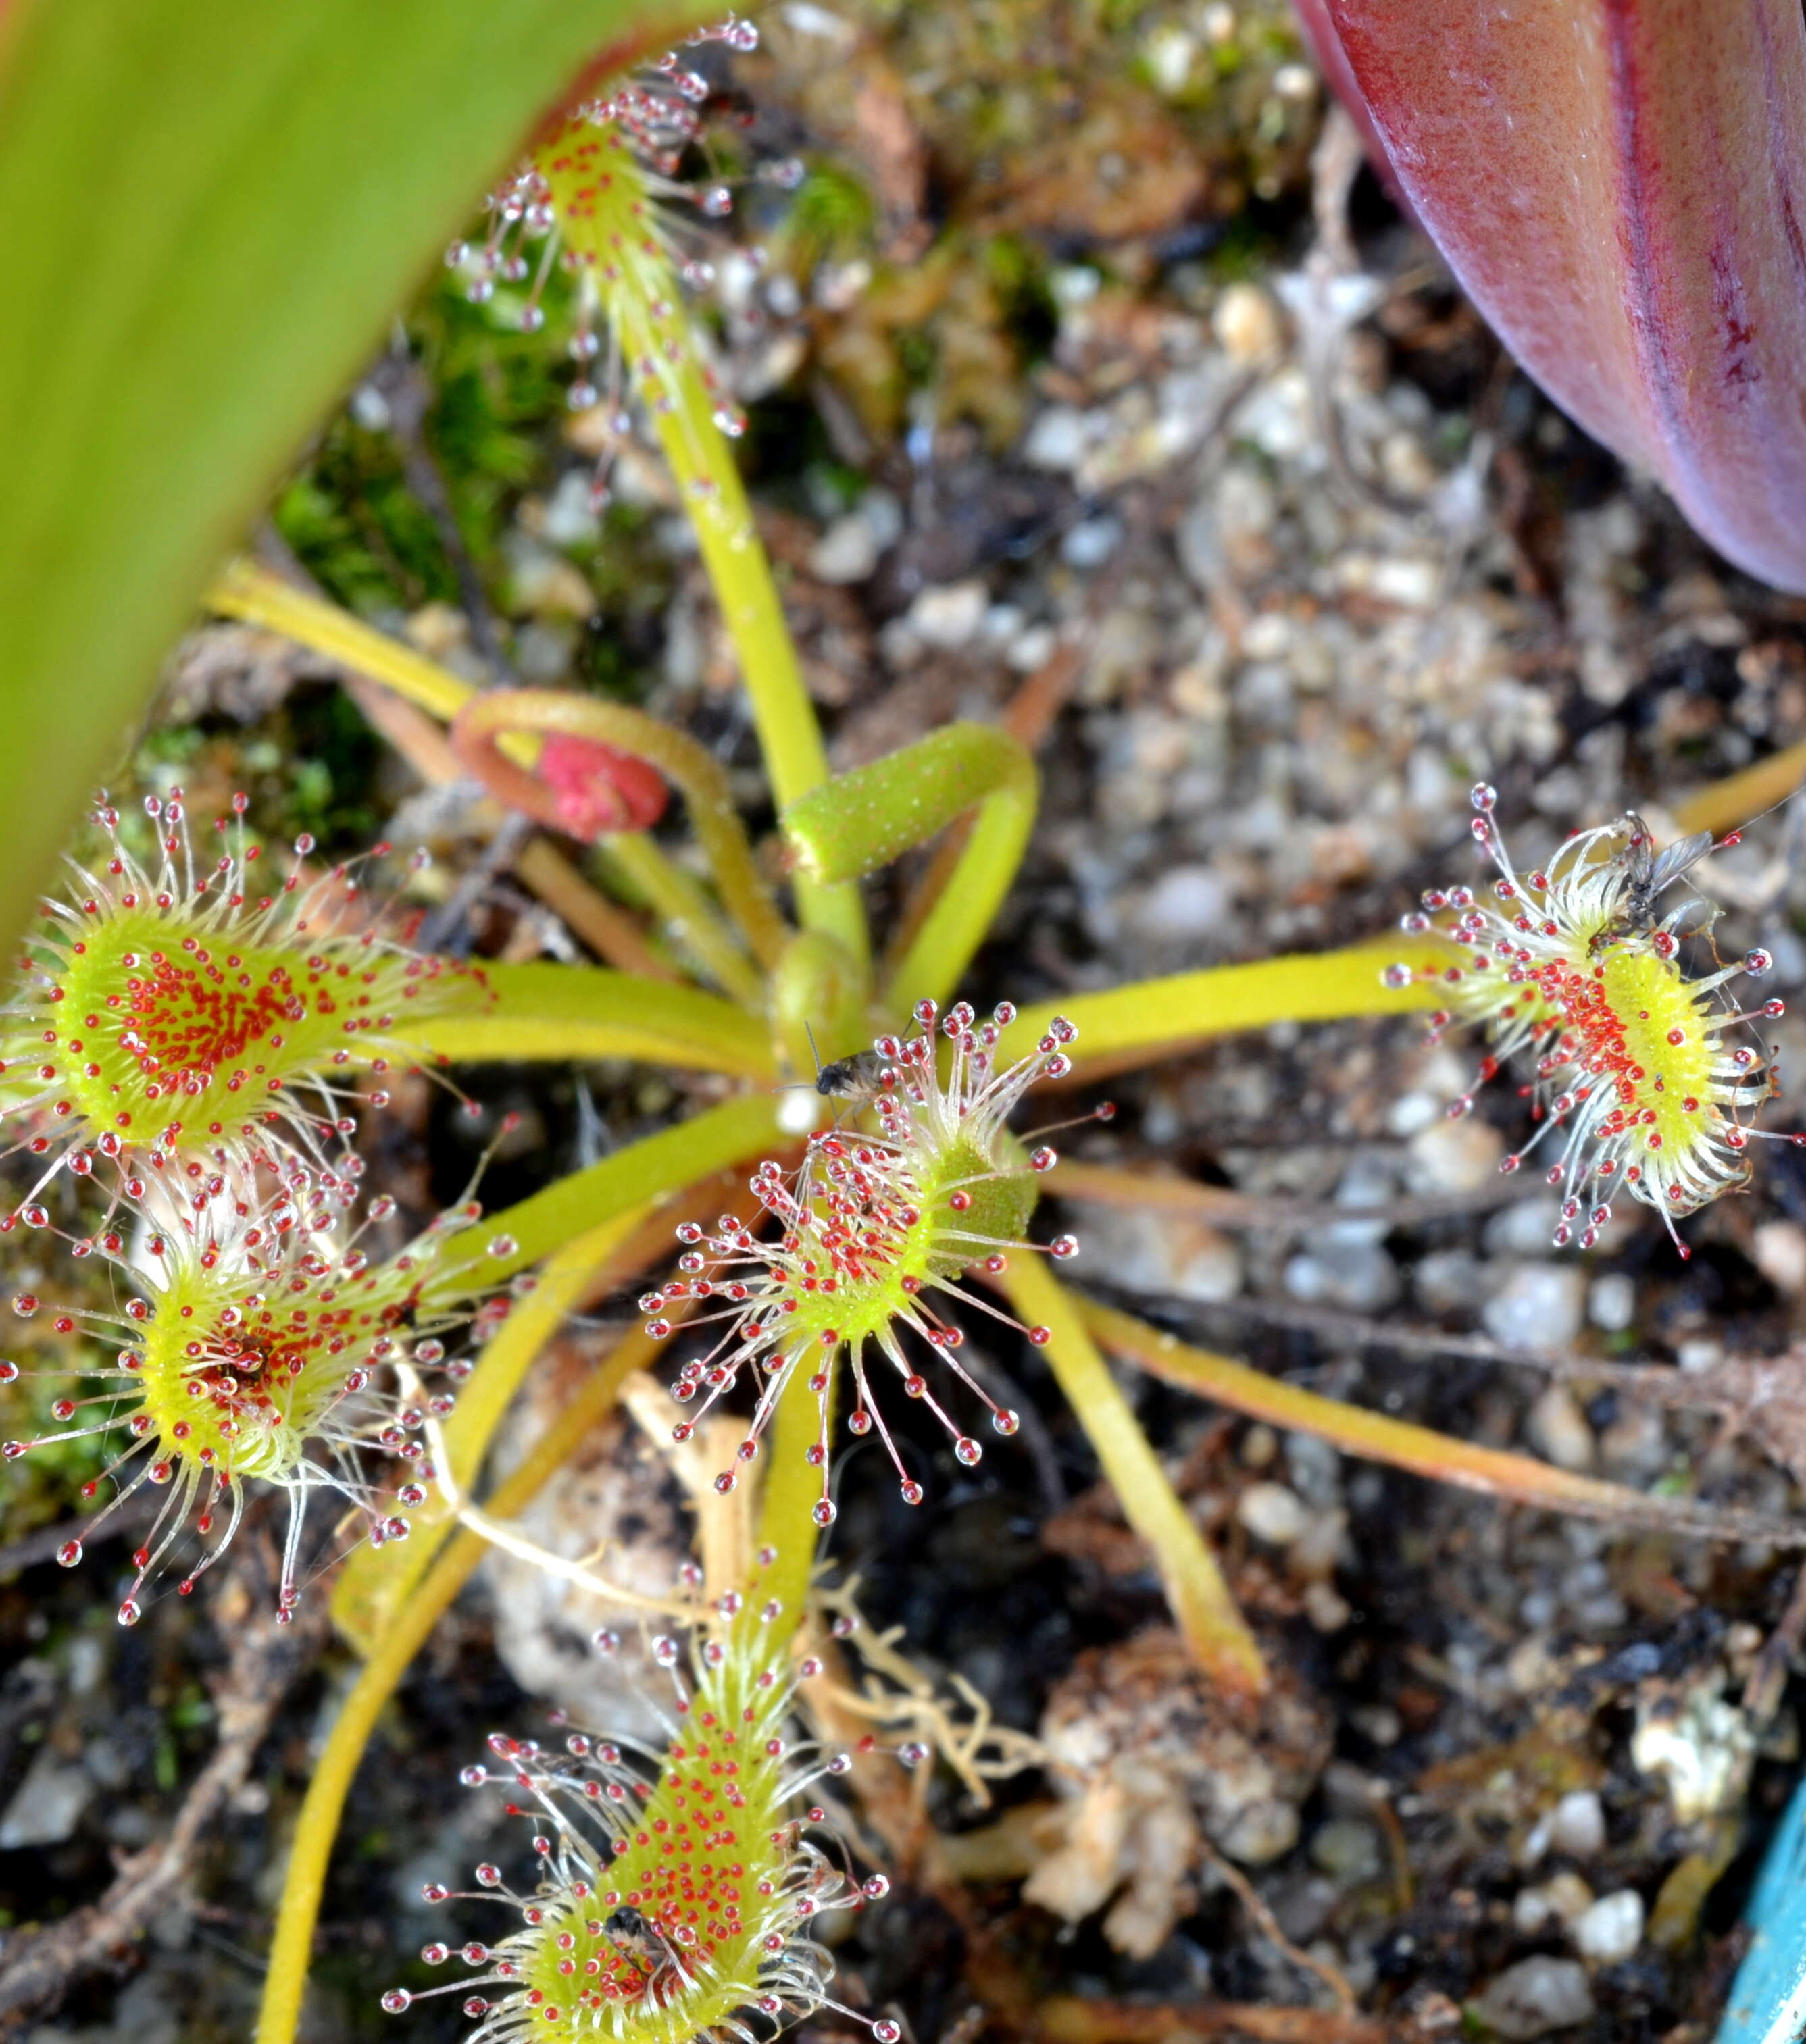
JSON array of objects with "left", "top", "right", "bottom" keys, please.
[{"left": 0, "top": 1577, "right": 328, "bottom": 2025}]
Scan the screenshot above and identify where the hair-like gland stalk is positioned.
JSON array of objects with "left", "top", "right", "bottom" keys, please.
[
  {"left": 645, "top": 999, "right": 1103, "bottom": 1520},
  {"left": 386, "top": 1621, "right": 895, "bottom": 2044},
  {"left": 1384, "top": 782, "right": 1796, "bottom": 1254},
  {"left": 0, "top": 788, "right": 491, "bottom": 1215},
  {"left": 0, "top": 1181, "right": 514, "bottom": 1623}
]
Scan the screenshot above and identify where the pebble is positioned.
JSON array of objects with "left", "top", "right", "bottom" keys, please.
[
  {"left": 1237, "top": 1481, "right": 1309, "bottom": 1546},
  {"left": 0, "top": 1747, "right": 93, "bottom": 1849},
  {"left": 1284, "top": 1431, "right": 1343, "bottom": 1508},
  {"left": 1023, "top": 405, "right": 1093, "bottom": 473},
  {"left": 1406, "top": 1116, "right": 1505, "bottom": 1193},
  {"left": 541, "top": 468, "right": 603, "bottom": 548},
  {"left": 1551, "top": 1789, "right": 1607, "bottom": 1858},
  {"left": 1753, "top": 1219, "right": 1806, "bottom": 1295},
  {"left": 1513, "top": 1872, "right": 1595, "bottom": 1935},
  {"left": 1480, "top": 1264, "right": 1587, "bottom": 1350},
  {"left": 503, "top": 534, "right": 597, "bottom": 619},
  {"left": 1133, "top": 865, "right": 1230, "bottom": 942},
  {"left": 1284, "top": 1237, "right": 1401, "bottom": 1313},
  {"left": 1412, "top": 1248, "right": 1486, "bottom": 1316},
  {"left": 1588, "top": 1273, "right": 1636, "bottom": 1333},
  {"left": 1069, "top": 1204, "right": 1243, "bottom": 1304},
  {"left": 1546, "top": 1790, "right": 1603, "bottom": 1872},
  {"left": 1009, "top": 622, "right": 1059, "bottom": 671},
  {"left": 1470, "top": 1956, "right": 1596, "bottom": 2039},
  {"left": 905, "top": 580, "right": 989, "bottom": 650},
  {"left": 1309, "top": 1817, "right": 1382, "bottom": 1885},
  {"left": 1632, "top": 1677, "right": 1755, "bottom": 1821},
  {"left": 1302, "top": 1580, "right": 1352, "bottom": 1632},
  {"left": 1061, "top": 516, "right": 1122, "bottom": 570},
  {"left": 1524, "top": 1384, "right": 1596, "bottom": 1473},
  {"left": 1329, "top": 1152, "right": 1395, "bottom": 1245},
  {"left": 1482, "top": 1198, "right": 1563, "bottom": 1258},
  {"left": 1214, "top": 282, "right": 1284, "bottom": 363},
  {"left": 809, "top": 511, "right": 879, "bottom": 584},
  {"left": 1572, "top": 1889, "right": 1644, "bottom": 1964}
]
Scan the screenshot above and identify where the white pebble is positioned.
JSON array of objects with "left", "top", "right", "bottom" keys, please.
[
  {"left": 905, "top": 580, "right": 988, "bottom": 650},
  {"left": 1236, "top": 1481, "right": 1308, "bottom": 1546},
  {"left": 1405, "top": 1116, "right": 1504, "bottom": 1193},
  {"left": 1524, "top": 1384, "right": 1595, "bottom": 1473},
  {"left": 1753, "top": 1220, "right": 1806, "bottom": 1294},
  {"left": 1551, "top": 1789, "right": 1606, "bottom": 1859},
  {"left": 1061, "top": 517, "right": 1122, "bottom": 570},
  {"left": 1472, "top": 1956, "right": 1595, "bottom": 2040},
  {"left": 1572, "top": 1889, "right": 1643, "bottom": 1964},
  {"left": 1513, "top": 1872, "right": 1593, "bottom": 1935},
  {"left": 1213, "top": 282, "right": 1284, "bottom": 362},
  {"left": 1412, "top": 1249, "right": 1484, "bottom": 1316},
  {"left": 1284, "top": 1238, "right": 1400, "bottom": 1313},
  {"left": 1481, "top": 1264, "right": 1587, "bottom": 1350},
  {"left": 1134, "top": 865, "right": 1230, "bottom": 943},
  {"left": 1588, "top": 1273, "right": 1636, "bottom": 1333},
  {"left": 808, "top": 512, "right": 879, "bottom": 584},
  {"left": 1022, "top": 405, "right": 1093, "bottom": 473}
]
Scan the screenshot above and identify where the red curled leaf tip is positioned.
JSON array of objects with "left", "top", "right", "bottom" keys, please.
[{"left": 538, "top": 732, "right": 668, "bottom": 838}]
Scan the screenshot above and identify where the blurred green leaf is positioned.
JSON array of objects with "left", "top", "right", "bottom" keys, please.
[{"left": 0, "top": 0, "right": 696, "bottom": 959}]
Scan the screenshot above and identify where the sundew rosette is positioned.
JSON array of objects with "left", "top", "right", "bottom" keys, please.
[
  {"left": 0, "top": 788, "right": 490, "bottom": 1212},
  {"left": 386, "top": 1623, "right": 894, "bottom": 2044},
  {"left": 646, "top": 999, "right": 1103, "bottom": 1521},
  {"left": 1384, "top": 783, "right": 1797, "bottom": 1254},
  {"left": 0, "top": 1181, "right": 505, "bottom": 1623}
]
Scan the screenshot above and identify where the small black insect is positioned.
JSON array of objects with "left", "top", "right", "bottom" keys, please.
[
  {"left": 1591, "top": 811, "right": 1726, "bottom": 954},
  {"left": 600, "top": 1905, "right": 686, "bottom": 1999},
  {"left": 790, "top": 1025, "right": 897, "bottom": 1115},
  {"left": 813, "top": 1048, "right": 891, "bottom": 1104}
]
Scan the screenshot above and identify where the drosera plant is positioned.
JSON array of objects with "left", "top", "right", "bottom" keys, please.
[
  {"left": 385, "top": 1617, "right": 895, "bottom": 2043},
  {"left": 0, "top": 785, "right": 491, "bottom": 1213},
  {"left": 650, "top": 998, "right": 1100, "bottom": 1521},
  {"left": 14, "top": 14, "right": 1779, "bottom": 2039},
  {"left": 0, "top": 1167, "right": 509, "bottom": 1626},
  {"left": 1384, "top": 782, "right": 1801, "bottom": 1256},
  {"left": 216, "top": 603, "right": 1806, "bottom": 2044},
  {"left": 191, "top": 83, "right": 1806, "bottom": 2033}
]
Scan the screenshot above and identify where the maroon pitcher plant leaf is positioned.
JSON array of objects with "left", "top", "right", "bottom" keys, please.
[{"left": 1294, "top": 0, "right": 1806, "bottom": 594}]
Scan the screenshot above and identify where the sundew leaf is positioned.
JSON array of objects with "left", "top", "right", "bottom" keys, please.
[
  {"left": 1299, "top": 0, "right": 1806, "bottom": 595},
  {"left": 0, "top": 0, "right": 699, "bottom": 961}
]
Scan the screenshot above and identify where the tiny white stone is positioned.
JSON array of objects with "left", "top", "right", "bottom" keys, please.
[
  {"left": 1513, "top": 1872, "right": 1593, "bottom": 1935},
  {"left": 1236, "top": 1481, "right": 1308, "bottom": 1546},
  {"left": 1134, "top": 865, "right": 1230, "bottom": 943},
  {"left": 808, "top": 512, "right": 879, "bottom": 584},
  {"left": 1588, "top": 1273, "right": 1636, "bottom": 1333},
  {"left": 1213, "top": 282, "right": 1284, "bottom": 363},
  {"left": 1572, "top": 1889, "right": 1643, "bottom": 1964},
  {"left": 1524, "top": 1384, "right": 1595, "bottom": 1473},
  {"left": 1405, "top": 1115, "right": 1505, "bottom": 1193},
  {"left": 1472, "top": 1956, "right": 1595, "bottom": 2040},
  {"left": 1550, "top": 1789, "right": 1606, "bottom": 1859},
  {"left": 1481, "top": 1264, "right": 1587, "bottom": 1352},
  {"left": 905, "top": 580, "right": 988, "bottom": 650},
  {"left": 1022, "top": 406, "right": 1093, "bottom": 473}
]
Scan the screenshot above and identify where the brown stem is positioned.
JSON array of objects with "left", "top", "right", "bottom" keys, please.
[{"left": 1085, "top": 1296, "right": 1806, "bottom": 1550}]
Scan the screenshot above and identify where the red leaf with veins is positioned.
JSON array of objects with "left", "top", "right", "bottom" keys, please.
[{"left": 1297, "top": 0, "right": 1806, "bottom": 593}]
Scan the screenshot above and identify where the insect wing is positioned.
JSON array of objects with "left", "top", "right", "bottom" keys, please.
[{"left": 1645, "top": 829, "right": 1715, "bottom": 896}]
